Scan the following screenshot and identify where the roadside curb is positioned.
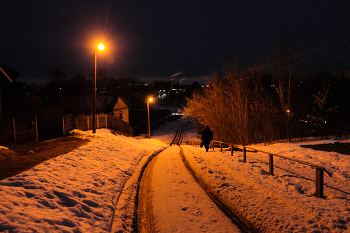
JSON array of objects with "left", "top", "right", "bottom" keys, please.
[{"left": 109, "top": 147, "right": 167, "bottom": 233}]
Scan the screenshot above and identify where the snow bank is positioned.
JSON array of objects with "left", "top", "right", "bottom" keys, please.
[
  {"left": 0, "top": 130, "right": 166, "bottom": 232},
  {"left": 0, "top": 146, "right": 17, "bottom": 161}
]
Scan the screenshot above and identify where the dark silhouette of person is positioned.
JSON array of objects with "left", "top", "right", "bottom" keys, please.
[{"left": 201, "top": 125, "right": 213, "bottom": 152}]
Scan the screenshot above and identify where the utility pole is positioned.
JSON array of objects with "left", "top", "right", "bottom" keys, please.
[{"left": 0, "top": 67, "right": 12, "bottom": 114}]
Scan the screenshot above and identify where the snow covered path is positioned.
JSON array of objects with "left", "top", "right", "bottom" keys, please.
[{"left": 138, "top": 146, "right": 241, "bottom": 232}]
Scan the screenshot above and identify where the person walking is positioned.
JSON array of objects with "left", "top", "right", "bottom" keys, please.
[{"left": 201, "top": 125, "right": 213, "bottom": 152}]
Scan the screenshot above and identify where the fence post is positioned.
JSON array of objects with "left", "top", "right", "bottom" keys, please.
[
  {"left": 12, "top": 116, "right": 16, "bottom": 144},
  {"left": 316, "top": 168, "right": 324, "bottom": 198},
  {"left": 75, "top": 115, "right": 78, "bottom": 130},
  {"left": 243, "top": 147, "right": 246, "bottom": 163},
  {"left": 62, "top": 116, "right": 65, "bottom": 136},
  {"left": 269, "top": 154, "right": 274, "bottom": 176},
  {"left": 35, "top": 116, "right": 38, "bottom": 142},
  {"left": 97, "top": 113, "right": 99, "bottom": 129},
  {"left": 106, "top": 114, "right": 108, "bottom": 128},
  {"left": 231, "top": 145, "right": 233, "bottom": 156},
  {"left": 220, "top": 142, "right": 222, "bottom": 152},
  {"left": 87, "top": 115, "right": 89, "bottom": 130}
]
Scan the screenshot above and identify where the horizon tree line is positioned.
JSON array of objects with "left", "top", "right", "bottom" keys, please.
[{"left": 183, "top": 45, "right": 350, "bottom": 145}]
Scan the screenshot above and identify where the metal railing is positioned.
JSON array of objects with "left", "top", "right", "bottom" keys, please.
[{"left": 211, "top": 140, "right": 332, "bottom": 199}]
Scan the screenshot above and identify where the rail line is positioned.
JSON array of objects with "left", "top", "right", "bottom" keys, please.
[
  {"left": 169, "top": 119, "right": 195, "bottom": 146},
  {"left": 169, "top": 129, "right": 184, "bottom": 146}
]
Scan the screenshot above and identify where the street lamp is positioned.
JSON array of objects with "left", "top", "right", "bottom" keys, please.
[
  {"left": 93, "top": 42, "right": 106, "bottom": 133},
  {"left": 147, "top": 97, "right": 153, "bottom": 139}
]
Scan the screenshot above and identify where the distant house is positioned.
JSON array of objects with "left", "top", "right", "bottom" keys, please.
[{"left": 113, "top": 96, "right": 130, "bottom": 124}]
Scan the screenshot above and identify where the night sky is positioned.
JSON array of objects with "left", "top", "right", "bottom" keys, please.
[{"left": 1, "top": 1, "right": 350, "bottom": 85}]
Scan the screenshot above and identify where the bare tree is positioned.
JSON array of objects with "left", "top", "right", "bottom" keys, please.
[
  {"left": 184, "top": 50, "right": 304, "bottom": 146},
  {"left": 184, "top": 60, "right": 266, "bottom": 146},
  {"left": 307, "top": 83, "right": 337, "bottom": 136},
  {"left": 270, "top": 41, "right": 298, "bottom": 142}
]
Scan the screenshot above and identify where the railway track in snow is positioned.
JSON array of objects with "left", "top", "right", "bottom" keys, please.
[
  {"left": 169, "top": 129, "right": 184, "bottom": 146},
  {"left": 135, "top": 129, "right": 254, "bottom": 232},
  {"left": 169, "top": 119, "right": 196, "bottom": 146}
]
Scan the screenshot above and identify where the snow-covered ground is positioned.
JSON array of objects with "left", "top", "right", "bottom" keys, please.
[
  {"left": 0, "top": 129, "right": 167, "bottom": 232},
  {"left": 141, "top": 146, "right": 241, "bottom": 232},
  {"left": 182, "top": 143, "right": 350, "bottom": 232},
  {"left": 1, "top": 119, "right": 350, "bottom": 232}
]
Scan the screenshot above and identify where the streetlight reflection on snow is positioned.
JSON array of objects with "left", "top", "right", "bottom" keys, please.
[{"left": 93, "top": 42, "right": 106, "bottom": 133}]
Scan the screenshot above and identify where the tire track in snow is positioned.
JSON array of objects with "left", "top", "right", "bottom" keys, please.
[
  {"left": 179, "top": 147, "right": 255, "bottom": 233},
  {"left": 109, "top": 148, "right": 166, "bottom": 233},
  {"left": 138, "top": 146, "right": 243, "bottom": 232},
  {"left": 137, "top": 151, "right": 159, "bottom": 232}
]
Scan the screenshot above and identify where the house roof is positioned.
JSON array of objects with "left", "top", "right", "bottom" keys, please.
[{"left": 117, "top": 95, "right": 131, "bottom": 108}]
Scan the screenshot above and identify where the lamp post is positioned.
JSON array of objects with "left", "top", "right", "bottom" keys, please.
[
  {"left": 93, "top": 42, "right": 106, "bottom": 133},
  {"left": 147, "top": 97, "right": 153, "bottom": 139}
]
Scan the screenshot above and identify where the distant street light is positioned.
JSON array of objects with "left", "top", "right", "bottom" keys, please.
[
  {"left": 93, "top": 42, "right": 106, "bottom": 133},
  {"left": 147, "top": 97, "right": 153, "bottom": 139}
]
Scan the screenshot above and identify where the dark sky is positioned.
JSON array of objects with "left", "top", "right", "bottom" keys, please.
[{"left": 1, "top": 0, "right": 350, "bottom": 85}]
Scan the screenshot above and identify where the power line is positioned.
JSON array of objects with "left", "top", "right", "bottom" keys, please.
[
  {"left": 228, "top": 36, "right": 350, "bottom": 82},
  {"left": 233, "top": 35, "right": 350, "bottom": 78}
]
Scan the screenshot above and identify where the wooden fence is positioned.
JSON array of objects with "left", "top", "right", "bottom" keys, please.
[
  {"left": 63, "top": 113, "right": 132, "bottom": 136},
  {"left": 0, "top": 114, "right": 38, "bottom": 145},
  {"left": 200, "top": 140, "right": 332, "bottom": 199},
  {"left": 107, "top": 114, "right": 133, "bottom": 136},
  {"left": 63, "top": 114, "right": 107, "bottom": 135},
  {"left": 0, "top": 113, "right": 133, "bottom": 145}
]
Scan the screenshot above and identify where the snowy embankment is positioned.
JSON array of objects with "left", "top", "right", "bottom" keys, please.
[
  {"left": 0, "top": 129, "right": 166, "bottom": 232},
  {"left": 182, "top": 140, "right": 350, "bottom": 232}
]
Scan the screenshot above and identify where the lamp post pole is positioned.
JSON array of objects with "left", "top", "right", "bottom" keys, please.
[
  {"left": 92, "top": 43, "right": 106, "bottom": 134},
  {"left": 147, "top": 101, "right": 151, "bottom": 139},
  {"left": 147, "top": 97, "right": 153, "bottom": 139},
  {"left": 93, "top": 51, "right": 97, "bottom": 133}
]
